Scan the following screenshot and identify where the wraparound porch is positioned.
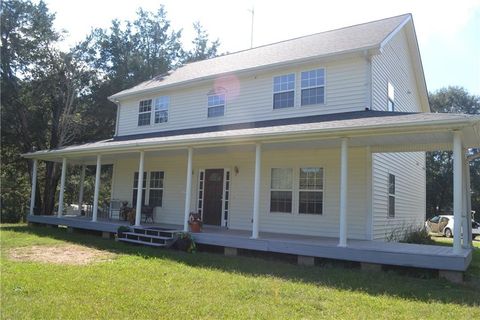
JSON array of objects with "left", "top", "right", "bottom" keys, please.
[{"left": 27, "top": 214, "right": 472, "bottom": 272}]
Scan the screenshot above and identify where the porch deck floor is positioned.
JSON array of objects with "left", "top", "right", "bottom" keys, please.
[{"left": 27, "top": 215, "right": 472, "bottom": 272}]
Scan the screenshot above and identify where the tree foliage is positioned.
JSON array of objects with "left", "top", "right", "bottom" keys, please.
[
  {"left": 426, "top": 87, "right": 480, "bottom": 218},
  {"left": 1, "top": 0, "right": 220, "bottom": 221}
]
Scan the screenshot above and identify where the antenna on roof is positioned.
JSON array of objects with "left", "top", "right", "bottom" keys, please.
[{"left": 248, "top": 6, "right": 254, "bottom": 48}]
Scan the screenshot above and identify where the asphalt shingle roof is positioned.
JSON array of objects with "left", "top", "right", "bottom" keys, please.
[{"left": 110, "top": 14, "right": 410, "bottom": 100}]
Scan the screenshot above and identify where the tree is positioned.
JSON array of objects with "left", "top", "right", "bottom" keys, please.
[
  {"left": 184, "top": 22, "right": 220, "bottom": 63},
  {"left": 426, "top": 86, "right": 480, "bottom": 218}
]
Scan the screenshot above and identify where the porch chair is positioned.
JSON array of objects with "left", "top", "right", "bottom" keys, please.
[
  {"left": 141, "top": 206, "right": 155, "bottom": 224},
  {"left": 109, "top": 199, "right": 122, "bottom": 220}
]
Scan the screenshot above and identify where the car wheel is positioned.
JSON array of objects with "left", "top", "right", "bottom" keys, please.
[{"left": 444, "top": 228, "right": 452, "bottom": 238}]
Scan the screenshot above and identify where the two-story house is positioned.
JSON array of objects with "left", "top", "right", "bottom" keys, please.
[{"left": 25, "top": 14, "right": 480, "bottom": 275}]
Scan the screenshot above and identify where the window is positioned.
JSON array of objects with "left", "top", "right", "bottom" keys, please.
[
  {"left": 270, "top": 168, "right": 293, "bottom": 213},
  {"left": 273, "top": 74, "right": 295, "bottom": 109},
  {"left": 154, "top": 96, "right": 169, "bottom": 123},
  {"left": 138, "top": 99, "right": 152, "bottom": 126},
  {"left": 149, "top": 171, "right": 164, "bottom": 206},
  {"left": 301, "top": 69, "right": 325, "bottom": 106},
  {"left": 388, "top": 173, "right": 395, "bottom": 217},
  {"left": 132, "top": 172, "right": 147, "bottom": 207},
  {"left": 207, "top": 93, "right": 225, "bottom": 117},
  {"left": 298, "top": 168, "right": 324, "bottom": 214},
  {"left": 387, "top": 82, "right": 395, "bottom": 111}
]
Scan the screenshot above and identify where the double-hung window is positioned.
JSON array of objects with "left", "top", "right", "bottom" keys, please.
[
  {"left": 270, "top": 168, "right": 293, "bottom": 213},
  {"left": 273, "top": 74, "right": 295, "bottom": 109},
  {"left": 388, "top": 173, "right": 395, "bottom": 217},
  {"left": 138, "top": 99, "right": 152, "bottom": 126},
  {"left": 132, "top": 172, "right": 147, "bottom": 207},
  {"left": 298, "top": 168, "right": 324, "bottom": 214},
  {"left": 154, "top": 96, "right": 169, "bottom": 123},
  {"left": 301, "top": 69, "right": 325, "bottom": 106},
  {"left": 387, "top": 82, "right": 395, "bottom": 111},
  {"left": 149, "top": 171, "right": 164, "bottom": 206},
  {"left": 207, "top": 93, "right": 225, "bottom": 117}
]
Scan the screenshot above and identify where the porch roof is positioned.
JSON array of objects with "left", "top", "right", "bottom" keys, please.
[{"left": 22, "top": 111, "right": 480, "bottom": 162}]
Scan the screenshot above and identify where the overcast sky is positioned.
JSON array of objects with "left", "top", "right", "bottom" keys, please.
[{"left": 45, "top": 0, "right": 480, "bottom": 94}]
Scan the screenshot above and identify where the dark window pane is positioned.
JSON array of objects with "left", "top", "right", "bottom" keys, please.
[
  {"left": 273, "top": 91, "right": 294, "bottom": 109},
  {"left": 149, "top": 190, "right": 163, "bottom": 207},
  {"left": 270, "top": 191, "right": 292, "bottom": 213},
  {"left": 132, "top": 189, "right": 146, "bottom": 207},
  {"left": 154, "top": 110, "right": 168, "bottom": 123},
  {"left": 299, "top": 191, "right": 323, "bottom": 214},
  {"left": 301, "top": 87, "right": 324, "bottom": 106},
  {"left": 208, "top": 105, "right": 224, "bottom": 117},
  {"left": 388, "top": 195, "right": 395, "bottom": 217},
  {"left": 389, "top": 174, "right": 395, "bottom": 194},
  {"left": 138, "top": 112, "right": 151, "bottom": 126}
]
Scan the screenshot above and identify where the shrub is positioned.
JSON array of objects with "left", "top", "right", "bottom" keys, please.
[{"left": 386, "top": 224, "right": 434, "bottom": 245}]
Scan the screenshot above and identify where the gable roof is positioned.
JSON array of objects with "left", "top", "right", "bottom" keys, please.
[{"left": 109, "top": 14, "right": 412, "bottom": 101}]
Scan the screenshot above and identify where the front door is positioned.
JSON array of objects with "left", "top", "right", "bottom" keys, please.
[{"left": 203, "top": 169, "right": 224, "bottom": 226}]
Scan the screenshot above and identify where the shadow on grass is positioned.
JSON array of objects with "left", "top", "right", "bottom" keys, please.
[{"left": 2, "top": 224, "right": 480, "bottom": 307}]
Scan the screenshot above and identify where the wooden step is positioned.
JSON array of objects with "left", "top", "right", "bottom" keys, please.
[
  {"left": 117, "top": 237, "right": 166, "bottom": 247},
  {"left": 123, "top": 232, "right": 172, "bottom": 240}
]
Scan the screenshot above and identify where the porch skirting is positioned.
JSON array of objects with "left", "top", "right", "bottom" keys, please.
[{"left": 27, "top": 215, "right": 472, "bottom": 272}]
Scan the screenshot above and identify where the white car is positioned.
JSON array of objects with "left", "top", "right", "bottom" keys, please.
[{"left": 425, "top": 215, "right": 480, "bottom": 239}]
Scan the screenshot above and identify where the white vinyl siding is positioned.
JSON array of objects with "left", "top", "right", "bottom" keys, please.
[
  {"left": 116, "top": 57, "right": 367, "bottom": 136},
  {"left": 371, "top": 29, "right": 422, "bottom": 112},
  {"left": 111, "top": 146, "right": 369, "bottom": 239},
  {"left": 372, "top": 152, "right": 426, "bottom": 240}
]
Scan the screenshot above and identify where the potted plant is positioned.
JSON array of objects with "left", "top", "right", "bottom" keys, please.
[
  {"left": 117, "top": 226, "right": 130, "bottom": 238},
  {"left": 188, "top": 212, "right": 203, "bottom": 233},
  {"left": 174, "top": 232, "right": 196, "bottom": 253}
]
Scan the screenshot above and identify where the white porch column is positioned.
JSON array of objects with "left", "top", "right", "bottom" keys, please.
[
  {"left": 29, "top": 159, "right": 38, "bottom": 216},
  {"left": 92, "top": 155, "right": 102, "bottom": 222},
  {"left": 452, "top": 131, "right": 463, "bottom": 254},
  {"left": 183, "top": 148, "right": 193, "bottom": 231},
  {"left": 464, "top": 156, "right": 473, "bottom": 248},
  {"left": 135, "top": 151, "right": 145, "bottom": 226},
  {"left": 338, "top": 138, "right": 349, "bottom": 247},
  {"left": 78, "top": 164, "right": 86, "bottom": 212},
  {"left": 57, "top": 157, "right": 67, "bottom": 217},
  {"left": 251, "top": 143, "right": 262, "bottom": 239}
]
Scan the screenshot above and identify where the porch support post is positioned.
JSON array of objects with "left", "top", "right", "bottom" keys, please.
[
  {"left": 92, "top": 155, "right": 102, "bottom": 222},
  {"left": 135, "top": 151, "right": 145, "bottom": 226},
  {"left": 338, "top": 138, "right": 349, "bottom": 247},
  {"left": 183, "top": 147, "right": 193, "bottom": 232},
  {"left": 251, "top": 143, "right": 262, "bottom": 239},
  {"left": 57, "top": 157, "right": 67, "bottom": 217},
  {"left": 466, "top": 159, "right": 473, "bottom": 246},
  {"left": 452, "top": 131, "right": 463, "bottom": 254},
  {"left": 29, "top": 159, "right": 38, "bottom": 215},
  {"left": 78, "top": 164, "right": 86, "bottom": 213}
]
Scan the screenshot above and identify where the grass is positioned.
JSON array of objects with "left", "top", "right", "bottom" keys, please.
[{"left": 0, "top": 224, "right": 479, "bottom": 319}]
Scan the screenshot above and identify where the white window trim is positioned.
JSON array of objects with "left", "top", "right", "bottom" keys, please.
[
  {"left": 272, "top": 73, "right": 296, "bottom": 110},
  {"left": 298, "top": 167, "right": 325, "bottom": 215},
  {"left": 132, "top": 170, "right": 165, "bottom": 207},
  {"left": 268, "top": 165, "right": 326, "bottom": 216},
  {"left": 387, "top": 173, "right": 395, "bottom": 218},
  {"left": 207, "top": 92, "right": 226, "bottom": 118},
  {"left": 138, "top": 99, "right": 152, "bottom": 126},
  {"left": 300, "top": 68, "right": 326, "bottom": 107},
  {"left": 137, "top": 96, "right": 170, "bottom": 127},
  {"left": 148, "top": 171, "right": 165, "bottom": 208}
]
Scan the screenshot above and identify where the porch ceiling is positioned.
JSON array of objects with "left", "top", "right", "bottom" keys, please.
[{"left": 23, "top": 112, "right": 480, "bottom": 163}]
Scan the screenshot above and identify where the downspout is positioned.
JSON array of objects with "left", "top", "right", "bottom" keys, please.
[{"left": 114, "top": 101, "right": 121, "bottom": 137}]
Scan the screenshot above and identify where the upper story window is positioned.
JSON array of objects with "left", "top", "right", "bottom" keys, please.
[
  {"left": 138, "top": 99, "right": 152, "bottom": 126},
  {"left": 138, "top": 97, "right": 169, "bottom": 126},
  {"left": 207, "top": 93, "right": 225, "bottom": 117},
  {"left": 387, "top": 82, "right": 395, "bottom": 111},
  {"left": 154, "top": 96, "right": 169, "bottom": 123},
  {"left": 301, "top": 68, "right": 325, "bottom": 106},
  {"left": 273, "top": 74, "right": 295, "bottom": 109}
]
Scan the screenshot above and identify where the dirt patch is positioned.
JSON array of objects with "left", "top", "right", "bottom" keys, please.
[{"left": 8, "top": 244, "right": 115, "bottom": 265}]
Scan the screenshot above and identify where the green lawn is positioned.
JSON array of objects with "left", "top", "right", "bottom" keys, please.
[{"left": 1, "top": 224, "right": 479, "bottom": 319}]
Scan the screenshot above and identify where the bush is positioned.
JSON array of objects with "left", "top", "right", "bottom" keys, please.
[{"left": 386, "top": 224, "right": 435, "bottom": 245}]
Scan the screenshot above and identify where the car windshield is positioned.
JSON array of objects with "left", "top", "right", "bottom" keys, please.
[{"left": 429, "top": 216, "right": 440, "bottom": 223}]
